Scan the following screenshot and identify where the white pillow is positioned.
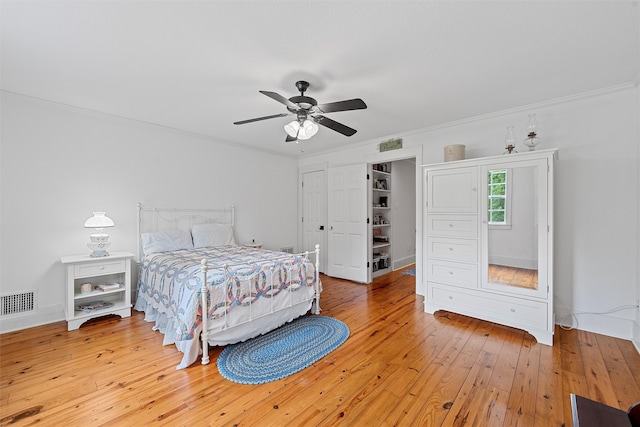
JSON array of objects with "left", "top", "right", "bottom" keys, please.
[
  {"left": 191, "top": 223, "right": 236, "bottom": 248},
  {"left": 141, "top": 230, "right": 194, "bottom": 255}
]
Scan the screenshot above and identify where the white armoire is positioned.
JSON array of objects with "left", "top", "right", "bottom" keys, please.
[{"left": 422, "top": 149, "right": 557, "bottom": 345}]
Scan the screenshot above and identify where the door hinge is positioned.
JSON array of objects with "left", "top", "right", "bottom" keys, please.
[
  {"left": 367, "top": 174, "right": 370, "bottom": 180},
  {"left": 367, "top": 262, "right": 370, "bottom": 268},
  {"left": 367, "top": 217, "right": 370, "bottom": 224}
]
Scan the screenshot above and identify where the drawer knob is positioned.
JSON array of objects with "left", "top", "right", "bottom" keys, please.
[
  {"left": 448, "top": 296, "right": 453, "bottom": 300},
  {"left": 510, "top": 308, "right": 516, "bottom": 312},
  {"left": 100, "top": 266, "right": 105, "bottom": 270},
  {"left": 448, "top": 223, "right": 454, "bottom": 227},
  {"left": 448, "top": 271, "right": 454, "bottom": 275},
  {"left": 448, "top": 247, "right": 453, "bottom": 251}
]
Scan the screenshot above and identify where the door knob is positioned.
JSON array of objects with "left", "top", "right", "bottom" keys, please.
[{"left": 330, "top": 226, "right": 334, "bottom": 230}]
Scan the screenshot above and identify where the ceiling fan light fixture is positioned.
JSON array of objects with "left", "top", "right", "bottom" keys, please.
[
  {"left": 284, "top": 120, "right": 300, "bottom": 138},
  {"left": 284, "top": 119, "right": 318, "bottom": 141},
  {"left": 299, "top": 119, "right": 319, "bottom": 140}
]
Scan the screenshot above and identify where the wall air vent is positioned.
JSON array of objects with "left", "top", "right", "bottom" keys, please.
[{"left": 1, "top": 291, "right": 36, "bottom": 316}]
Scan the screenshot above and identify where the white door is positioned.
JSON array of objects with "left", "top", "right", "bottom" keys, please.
[
  {"left": 327, "top": 164, "right": 368, "bottom": 282},
  {"left": 302, "top": 169, "right": 327, "bottom": 273}
]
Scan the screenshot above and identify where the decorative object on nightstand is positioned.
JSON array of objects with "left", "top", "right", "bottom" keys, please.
[
  {"left": 244, "top": 240, "right": 263, "bottom": 249},
  {"left": 60, "top": 251, "right": 134, "bottom": 331},
  {"left": 84, "top": 211, "right": 115, "bottom": 257},
  {"left": 523, "top": 113, "right": 541, "bottom": 151},
  {"left": 503, "top": 125, "right": 517, "bottom": 154}
]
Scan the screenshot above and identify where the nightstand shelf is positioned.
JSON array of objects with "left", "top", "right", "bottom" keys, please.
[{"left": 60, "top": 251, "right": 134, "bottom": 331}]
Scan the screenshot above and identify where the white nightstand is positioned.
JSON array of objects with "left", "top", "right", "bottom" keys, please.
[{"left": 60, "top": 251, "right": 134, "bottom": 331}]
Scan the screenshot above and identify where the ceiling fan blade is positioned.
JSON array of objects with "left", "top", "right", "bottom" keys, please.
[
  {"left": 316, "top": 98, "right": 367, "bottom": 114},
  {"left": 314, "top": 115, "right": 357, "bottom": 137},
  {"left": 285, "top": 133, "right": 298, "bottom": 143},
  {"left": 259, "top": 91, "right": 300, "bottom": 111},
  {"left": 234, "top": 113, "right": 288, "bottom": 125}
]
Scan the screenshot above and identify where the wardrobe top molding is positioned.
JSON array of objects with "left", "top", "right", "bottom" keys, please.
[{"left": 421, "top": 148, "right": 558, "bottom": 169}]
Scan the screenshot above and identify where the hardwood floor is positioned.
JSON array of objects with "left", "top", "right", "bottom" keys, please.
[{"left": 2, "top": 269, "right": 639, "bottom": 426}]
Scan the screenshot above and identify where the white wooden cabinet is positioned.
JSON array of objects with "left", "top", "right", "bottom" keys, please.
[
  {"left": 426, "top": 167, "right": 478, "bottom": 213},
  {"left": 423, "top": 149, "right": 557, "bottom": 345},
  {"left": 60, "top": 251, "right": 134, "bottom": 331}
]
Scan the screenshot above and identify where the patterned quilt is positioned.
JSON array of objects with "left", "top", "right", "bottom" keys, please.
[{"left": 136, "top": 245, "right": 319, "bottom": 341}]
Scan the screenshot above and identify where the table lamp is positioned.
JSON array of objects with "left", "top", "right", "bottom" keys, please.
[{"left": 84, "top": 212, "right": 115, "bottom": 257}]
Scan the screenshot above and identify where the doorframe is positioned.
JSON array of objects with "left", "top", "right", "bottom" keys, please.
[
  {"left": 364, "top": 145, "right": 424, "bottom": 296},
  {"left": 298, "top": 161, "right": 328, "bottom": 273}
]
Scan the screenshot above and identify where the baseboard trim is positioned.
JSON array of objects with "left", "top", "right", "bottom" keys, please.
[
  {"left": 0, "top": 304, "right": 64, "bottom": 334},
  {"left": 393, "top": 255, "right": 416, "bottom": 271},
  {"left": 554, "top": 310, "right": 636, "bottom": 343}
]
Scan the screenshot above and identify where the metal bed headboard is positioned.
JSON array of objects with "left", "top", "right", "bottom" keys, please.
[{"left": 136, "top": 202, "right": 235, "bottom": 262}]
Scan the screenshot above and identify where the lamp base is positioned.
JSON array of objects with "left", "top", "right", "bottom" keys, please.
[
  {"left": 524, "top": 135, "right": 540, "bottom": 151},
  {"left": 87, "top": 234, "right": 111, "bottom": 257},
  {"left": 89, "top": 249, "right": 110, "bottom": 258}
]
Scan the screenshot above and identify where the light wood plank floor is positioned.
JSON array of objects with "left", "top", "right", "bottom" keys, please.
[{"left": 2, "top": 269, "right": 639, "bottom": 426}]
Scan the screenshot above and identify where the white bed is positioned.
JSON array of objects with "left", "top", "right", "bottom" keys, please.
[{"left": 133, "top": 203, "right": 321, "bottom": 369}]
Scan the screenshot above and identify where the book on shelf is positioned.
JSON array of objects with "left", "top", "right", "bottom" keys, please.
[
  {"left": 97, "top": 283, "right": 121, "bottom": 292},
  {"left": 76, "top": 301, "right": 114, "bottom": 312}
]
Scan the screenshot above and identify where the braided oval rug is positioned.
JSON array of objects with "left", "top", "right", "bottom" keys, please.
[{"left": 216, "top": 315, "right": 350, "bottom": 384}]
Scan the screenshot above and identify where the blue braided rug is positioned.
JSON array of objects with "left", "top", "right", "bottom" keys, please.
[
  {"left": 217, "top": 316, "right": 349, "bottom": 384},
  {"left": 402, "top": 267, "right": 416, "bottom": 276}
]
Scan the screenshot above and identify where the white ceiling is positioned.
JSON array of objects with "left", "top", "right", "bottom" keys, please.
[{"left": 2, "top": 1, "right": 638, "bottom": 158}]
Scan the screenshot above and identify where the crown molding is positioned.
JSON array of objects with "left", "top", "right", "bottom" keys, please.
[
  {"left": 407, "top": 82, "right": 638, "bottom": 136},
  {"left": 0, "top": 90, "right": 301, "bottom": 160}
]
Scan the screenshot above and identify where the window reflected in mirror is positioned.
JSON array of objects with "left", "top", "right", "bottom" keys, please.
[{"left": 487, "top": 166, "right": 538, "bottom": 290}]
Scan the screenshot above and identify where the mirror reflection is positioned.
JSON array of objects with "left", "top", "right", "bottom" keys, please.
[{"left": 487, "top": 166, "right": 538, "bottom": 290}]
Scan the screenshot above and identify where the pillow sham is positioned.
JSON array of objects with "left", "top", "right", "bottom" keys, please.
[
  {"left": 191, "top": 223, "right": 236, "bottom": 248},
  {"left": 141, "top": 230, "right": 194, "bottom": 255}
]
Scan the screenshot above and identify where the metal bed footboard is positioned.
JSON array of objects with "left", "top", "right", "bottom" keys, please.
[{"left": 199, "top": 244, "right": 321, "bottom": 365}]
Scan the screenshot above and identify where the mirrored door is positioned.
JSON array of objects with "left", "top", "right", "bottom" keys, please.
[{"left": 480, "top": 158, "right": 548, "bottom": 299}]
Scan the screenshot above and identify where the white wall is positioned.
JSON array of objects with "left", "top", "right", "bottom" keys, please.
[
  {"left": 0, "top": 92, "right": 299, "bottom": 332},
  {"left": 300, "top": 85, "right": 640, "bottom": 342},
  {"left": 391, "top": 159, "right": 416, "bottom": 269}
]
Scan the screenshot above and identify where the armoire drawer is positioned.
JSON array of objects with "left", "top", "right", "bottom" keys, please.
[
  {"left": 426, "top": 215, "right": 478, "bottom": 238},
  {"left": 426, "top": 237, "right": 478, "bottom": 263},
  {"left": 426, "top": 259, "right": 477, "bottom": 288},
  {"left": 428, "top": 284, "right": 548, "bottom": 331}
]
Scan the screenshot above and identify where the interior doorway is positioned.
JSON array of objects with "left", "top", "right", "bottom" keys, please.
[
  {"left": 299, "top": 144, "right": 422, "bottom": 285},
  {"left": 368, "top": 157, "right": 416, "bottom": 282}
]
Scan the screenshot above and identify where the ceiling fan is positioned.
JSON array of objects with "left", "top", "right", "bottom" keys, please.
[{"left": 233, "top": 80, "right": 367, "bottom": 142}]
